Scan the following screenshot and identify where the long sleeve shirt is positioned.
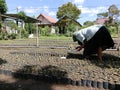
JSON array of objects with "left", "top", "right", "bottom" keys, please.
[{"left": 74, "top": 25, "right": 103, "bottom": 44}]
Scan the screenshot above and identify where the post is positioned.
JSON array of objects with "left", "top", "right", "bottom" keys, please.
[
  {"left": 118, "top": 25, "right": 120, "bottom": 38},
  {"left": 36, "top": 22, "right": 39, "bottom": 47}
]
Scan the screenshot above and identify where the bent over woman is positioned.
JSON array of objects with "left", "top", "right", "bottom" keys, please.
[{"left": 73, "top": 24, "right": 114, "bottom": 61}]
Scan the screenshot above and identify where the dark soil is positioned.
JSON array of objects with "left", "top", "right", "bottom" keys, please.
[{"left": 0, "top": 47, "right": 119, "bottom": 86}]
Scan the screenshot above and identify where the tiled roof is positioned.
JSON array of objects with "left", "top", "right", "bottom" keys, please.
[
  {"left": 96, "top": 18, "right": 109, "bottom": 24},
  {"left": 37, "top": 14, "right": 57, "bottom": 24}
]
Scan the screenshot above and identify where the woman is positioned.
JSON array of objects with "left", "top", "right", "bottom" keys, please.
[{"left": 73, "top": 24, "right": 114, "bottom": 61}]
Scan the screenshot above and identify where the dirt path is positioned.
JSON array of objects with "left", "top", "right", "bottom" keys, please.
[{"left": 0, "top": 74, "right": 105, "bottom": 90}]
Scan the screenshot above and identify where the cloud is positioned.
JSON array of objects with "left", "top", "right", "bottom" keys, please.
[
  {"left": 17, "top": 6, "right": 39, "bottom": 14},
  {"left": 16, "top": 5, "right": 56, "bottom": 17},
  {"left": 78, "top": 5, "right": 108, "bottom": 18},
  {"left": 77, "top": 6, "right": 108, "bottom": 24},
  {"left": 73, "top": 0, "right": 85, "bottom": 5},
  {"left": 42, "top": 6, "right": 56, "bottom": 16}
]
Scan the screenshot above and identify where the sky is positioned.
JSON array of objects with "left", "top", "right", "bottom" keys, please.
[{"left": 5, "top": 0, "right": 120, "bottom": 25}]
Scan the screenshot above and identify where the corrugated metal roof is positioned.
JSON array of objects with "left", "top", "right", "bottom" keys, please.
[{"left": 2, "top": 14, "right": 41, "bottom": 23}]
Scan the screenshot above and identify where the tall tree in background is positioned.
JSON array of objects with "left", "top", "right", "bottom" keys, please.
[
  {"left": 108, "top": 4, "right": 119, "bottom": 18},
  {"left": 97, "top": 4, "right": 120, "bottom": 36},
  {"left": 0, "top": 0, "right": 7, "bottom": 21},
  {"left": 56, "top": 2, "right": 81, "bottom": 34},
  {"left": 97, "top": 12, "right": 108, "bottom": 18},
  {"left": 57, "top": 2, "right": 81, "bottom": 20},
  {"left": 83, "top": 21, "right": 94, "bottom": 27},
  {"left": 18, "top": 11, "right": 27, "bottom": 22},
  {"left": 0, "top": 0, "right": 7, "bottom": 14},
  {"left": 97, "top": 4, "right": 119, "bottom": 22}
]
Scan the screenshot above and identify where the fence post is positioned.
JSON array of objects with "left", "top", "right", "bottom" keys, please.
[{"left": 36, "top": 22, "right": 39, "bottom": 47}]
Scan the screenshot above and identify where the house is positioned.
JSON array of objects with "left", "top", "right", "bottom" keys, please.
[
  {"left": 55, "top": 15, "right": 81, "bottom": 34},
  {"left": 37, "top": 14, "right": 57, "bottom": 33},
  {"left": 95, "top": 18, "right": 109, "bottom": 25},
  {"left": 0, "top": 14, "right": 41, "bottom": 34}
]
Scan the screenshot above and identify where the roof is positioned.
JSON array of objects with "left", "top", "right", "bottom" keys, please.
[
  {"left": 2, "top": 14, "right": 41, "bottom": 23},
  {"left": 55, "top": 15, "right": 81, "bottom": 26},
  {"left": 95, "top": 18, "right": 109, "bottom": 24},
  {"left": 37, "top": 14, "right": 57, "bottom": 24}
]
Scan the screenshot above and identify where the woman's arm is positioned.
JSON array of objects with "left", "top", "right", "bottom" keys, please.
[{"left": 76, "top": 39, "right": 87, "bottom": 51}]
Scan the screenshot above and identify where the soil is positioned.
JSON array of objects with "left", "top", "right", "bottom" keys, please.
[{"left": 0, "top": 47, "right": 119, "bottom": 89}]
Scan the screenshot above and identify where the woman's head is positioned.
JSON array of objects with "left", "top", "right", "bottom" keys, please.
[
  {"left": 72, "top": 34, "right": 82, "bottom": 45},
  {"left": 72, "top": 34, "right": 77, "bottom": 42}
]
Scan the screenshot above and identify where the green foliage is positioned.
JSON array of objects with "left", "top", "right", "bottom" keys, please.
[
  {"left": 107, "top": 26, "right": 118, "bottom": 35},
  {"left": 83, "top": 21, "right": 94, "bottom": 27},
  {"left": 64, "top": 32, "right": 73, "bottom": 37},
  {"left": 39, "top": 26, "right": 51, "bottom": 36},
  {"left": 97, "top": 12, "right": 108, "bottom": 18},
  {"left": 57, "top": 2, "right": 81, "bottom": 20},
  {"left": 0, "top": 0, "right": 7, "bottom": 14},
  {"left": 9, "top": 33, "right": 17, "bottom": 39},
  {"left": 0, "top": 22, "right": 2, "bottom": 29},
  {"left": 108, "top": 4, "right": 120, "bottom": 17},
  {"left": 21, "top": 28, "right": 29, "bottom": 38},
  {"left": 67, "top": 23, "right": 77, "bottom": 32},
  {"left": 0, "top": 32, "right": 8, "bottom": 40},
  {"left": 8, "top": 20, "right": 18, "bottom": 30},
  {"left": 0, "top": 32, "right": 18, "bottom": 40},
  {"left": 25, "top": 23, "right": 36, "bottom": 34},
  {"left": 18, "top": 11, "right": 27, "bottom": 21}
]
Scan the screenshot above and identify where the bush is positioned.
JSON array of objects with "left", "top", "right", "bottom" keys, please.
[
  {"left": 21, "top": 29, "right": 29, "bottom": 38},
  {"left": 0, "top": 33, "right": 3, "bottom": 40},
  {"left": 64, "top": 32, "right": 73, "bottom": 37},
  {"left": 10, "top": 33, "right": 17, "bottom": 39},
  {"left": 39, "top": 26, "right": 51, "bottom": 36}
]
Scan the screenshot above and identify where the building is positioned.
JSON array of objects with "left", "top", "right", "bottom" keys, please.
[
  {"left": 37, "top": 14, "right": 57, "bottom": 34},
  {"left": 95, "top": 18, "right": 109, "bottom": 25}
]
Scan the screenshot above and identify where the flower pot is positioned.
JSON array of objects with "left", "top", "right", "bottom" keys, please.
[
  {"left": 108, "top": 83, "right": 115, "bottom": 90},
  {"left": 86, "top": 80, "right": 92, "bottom": 87},
  {"left": 76, "top": 80, "right": 81, "bottom": 86},
  {"left": 71, "top": 80, "right": 76, "bottom": 85},
  {"left": 81, "top": 79, "right": 87, "bottom": 86},
  {"left": 97, "top": 81, "right": 103, "bottom": 88},
  {"left": 103, "top": 81, "right": 109, "bottom": 89},
  {"left": 91, "top": 80, "right": 97, "bottom": 88}
]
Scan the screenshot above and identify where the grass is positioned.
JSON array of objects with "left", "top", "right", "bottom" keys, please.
[{"left": 0, "top": 36, "right": 75, "bottom": 47}]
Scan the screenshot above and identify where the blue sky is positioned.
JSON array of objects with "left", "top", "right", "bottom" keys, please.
[{"left": 6, "top": 0, "right": 120, "bottom": 25}]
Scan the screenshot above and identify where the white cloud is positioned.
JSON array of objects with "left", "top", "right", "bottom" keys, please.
[
  {"left": 77, "top": 6, "right": 108, "bottom": 24},
  {"left": 16, "top": 5, "right": 56, "bottom": 17},
  {"left": 42, "top": 6, "right": 56, "bottom": 16},
  {"left": 78, "top": 6, "right": 108, "bottom": 17},
  {"left": 73, "top": 0, "right": 85, "bottom": 5}
]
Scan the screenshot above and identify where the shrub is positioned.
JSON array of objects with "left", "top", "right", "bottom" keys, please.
[{"left": 21, "top": 29, "right": 29, "bottom": 38}]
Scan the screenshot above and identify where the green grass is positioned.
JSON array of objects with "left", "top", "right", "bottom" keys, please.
[{"left": 39, "top": 35, "right": 72, "bottom": 40}]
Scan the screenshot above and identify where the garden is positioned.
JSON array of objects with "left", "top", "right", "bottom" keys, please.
[{"left": 0, "top": 36, "right": 119, "bottom": 90}]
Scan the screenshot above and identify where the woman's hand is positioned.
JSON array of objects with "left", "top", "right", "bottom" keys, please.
[{"left": 76, "top": 46, "right": 83, "bottom": 51}]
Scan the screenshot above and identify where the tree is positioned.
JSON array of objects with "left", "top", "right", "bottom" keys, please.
[
  {"left": 83, "top": 21, "right": 94, "bottom": 27},
  {"left": 108, "top": 4, "right": 120, "bottom": 18},
  {"left": 18, "top": 11, "right": 27, "bottom": 22},
  {"left": 0, "top": 0, "right": 7, "bottom": 14},
  {"left": 97, "top": 12, "right": 108, "bottom": 18},
  {"left": 25, "top": 23, "right": 36, "bottom": 34},
  {"left": 56, "top": 2, "right": 81, "bottom": 34},
  {"left": 57, "top": 2, "right": 81, "bottom": 20}
]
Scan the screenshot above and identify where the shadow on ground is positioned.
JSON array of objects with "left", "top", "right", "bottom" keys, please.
[
  {"left": 0, "top": 65, "right": 69, "bottom": 90},
  {"left": 0, "top": 58, "right": 7, "bottom": 65},
  {"left": 0, "top": 78, "right": 53, "bottom": 90}
]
